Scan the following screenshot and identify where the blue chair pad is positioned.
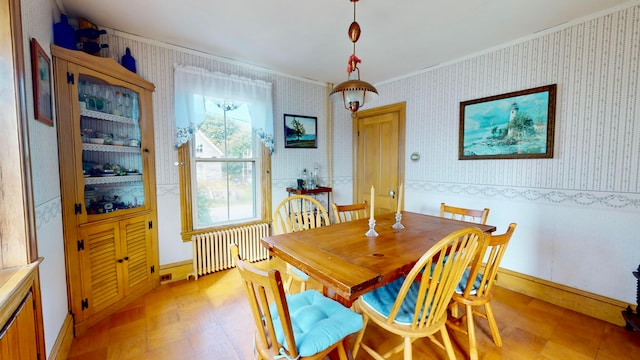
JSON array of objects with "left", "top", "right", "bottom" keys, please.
[
  {"left": 455, "top": 268, "right": 482, "bottom": 295},
  {"left": 270, "top": 290, "right": 363, "bottom": 357},
  {"left": 361, "top": 277, "right": 428, "bottom": 325}
]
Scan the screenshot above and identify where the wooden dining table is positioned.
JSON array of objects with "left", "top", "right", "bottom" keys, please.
[{"left": 261, "top": 211, "right": 496, "bottom": 306}]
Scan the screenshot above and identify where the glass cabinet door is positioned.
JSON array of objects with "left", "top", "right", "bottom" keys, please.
[{"left": 78, "top": 74, "right": 145, "bottom": 221}]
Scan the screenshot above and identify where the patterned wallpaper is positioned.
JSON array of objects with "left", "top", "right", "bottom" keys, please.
[
  {"left": 97, "top": 31, "right": 330, "bottom": 263},
  {"left": 363, "top": 5, "right": 640, "bottom": 208},
  {"left": 101, "top": 33, "right": 329, "bottom": 189},
  {"left": 32, "top": 3, "right": 640, "bottom": 222}
]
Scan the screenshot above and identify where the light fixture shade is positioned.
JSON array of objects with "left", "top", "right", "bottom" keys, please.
[
  {"left": 331, "top": 0, "right": 378, "bottom": 113},
  {"left": 330, "top": 79, "right": 378, "bottom": 112}
]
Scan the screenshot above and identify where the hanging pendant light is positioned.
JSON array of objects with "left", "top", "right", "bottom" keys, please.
[{"left": 329, "top": 0, "right": 378, "bottom": 113}]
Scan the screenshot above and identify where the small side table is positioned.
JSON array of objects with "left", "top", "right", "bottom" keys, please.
[{"left": 285, "top": 186, "right": 333, "bottom": 210}]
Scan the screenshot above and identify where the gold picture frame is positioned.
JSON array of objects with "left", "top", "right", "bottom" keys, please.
[{"left": 459, "top": 84, "right": 556, "bottom": 160}]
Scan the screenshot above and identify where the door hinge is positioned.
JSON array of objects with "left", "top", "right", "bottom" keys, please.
[
  {"left": 150, "top": 265, "right": 155, "bottom": 274},
  {"left": 148, "top": 220, "right": 153, "bottom": 229},
  {"left": 67, "top": 72, "right": 74, "bottom": 84},
  {"left": 81, "top": 298, "right": 88, "bottom": 310},
  {"left": 74, "top": 203, "right": 83, "bottom": 215},
  {"left": 77, "top": 239, "right": 84, "bottom": 251}
]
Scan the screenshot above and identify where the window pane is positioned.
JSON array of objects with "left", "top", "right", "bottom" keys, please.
[
  {"left": 199, "top": 101, "right": 252, "bottom": 158},
  {"left": 227, "top": 116, "right": 252, "bottom": 158},
  {"left": 195, "top": 161, "right": 255, "bottom": 228}
]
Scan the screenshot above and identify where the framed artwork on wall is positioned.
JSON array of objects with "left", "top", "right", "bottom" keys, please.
[
  {"left": 459, "top": 84, "right": 556, "bottom": 160},
  {"left": 30, "top": 38, "right": 54, "bottom": 126},
  {"left": 284, "top": 114, "right": 317, "bottom": 148}
]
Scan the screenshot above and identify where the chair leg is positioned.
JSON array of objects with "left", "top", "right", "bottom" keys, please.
[
  {"left": 351, "top": 313, "right": 369, "bottom": 358},
  {"left": 450, "top": 302, "right": 460, "bottom": 318},
  {"left": 484, "top": 302, "right": 502, "bottom": 347},
  {"left": 403, "top": 336, "right": 412, "bottom": 360},
  {"left": 284, "top": 275, "right": 293, "bottom": 293},
  {"left": 466, "top": 304, "right": 478, "bottom": 360},
  {"left": 336, "top": 341, "right": 348, "bottom": 360},
  {"left": 300, "top": 279, "right": 306, "bottom": 292},
  {"left": 440, "top": 326, "right": 457, "bottom": 360}
]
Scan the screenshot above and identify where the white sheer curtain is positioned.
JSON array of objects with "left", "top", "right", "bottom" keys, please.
[{"left": 174, "top": 65, "right": 274, "bottom": 153}]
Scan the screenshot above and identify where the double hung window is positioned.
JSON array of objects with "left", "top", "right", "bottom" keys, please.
[
  {"left": 174, "top": 66, "right": 274, "bottom": 238},
  {"left": 192, "top": 100, "right": 258, "bottom": 227}
]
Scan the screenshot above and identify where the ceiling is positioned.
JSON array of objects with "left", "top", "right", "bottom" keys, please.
[{"left": 55, "top": 0, "right": 630, "bottom": 85}]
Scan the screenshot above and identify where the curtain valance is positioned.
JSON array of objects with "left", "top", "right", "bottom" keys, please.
[{"left": 174, "top": 65, "right": 274, "bottom": 153}]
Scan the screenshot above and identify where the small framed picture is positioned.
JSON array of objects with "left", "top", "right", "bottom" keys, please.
[
  {"left": 284, "top": 114, "right": 317, "bottom": 148},
  {"left": 31, "top": 38, "right": 54, "bottom": 126},
  {"left": 459, "top": 84, "right": 556, "bottom": 160}
]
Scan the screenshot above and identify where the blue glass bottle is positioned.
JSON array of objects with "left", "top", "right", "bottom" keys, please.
[
  {"left": 53, "top": 14, "right": 75, "bottom": 50},
  {"left": 121, "top": 48, "right": 137, "bottom": 73}
]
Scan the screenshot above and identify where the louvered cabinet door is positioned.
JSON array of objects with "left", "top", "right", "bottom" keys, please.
[
  {"left": 120, "top": 215, "right": 153, "bottom": 293},
  {"left": 78, "top": 222, "right": 125, "bottom": 320}
]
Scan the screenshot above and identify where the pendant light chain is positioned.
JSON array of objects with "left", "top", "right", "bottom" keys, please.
[{"left": 329, "top": 0, "right": 379, "bottom": 113}]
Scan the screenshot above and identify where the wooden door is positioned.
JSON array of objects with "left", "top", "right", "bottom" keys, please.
[
  {"left": 78, "top": 221, "right": 124, "bottom": 320},
  {"left": 0, "top": 292, "right": 37, "bottom": 360},
  {"left": 354, "top": 103, "right": 406, "bottom": 217},
  {"left": 120, "top": 215, "right": 153, "bottom": 292}
]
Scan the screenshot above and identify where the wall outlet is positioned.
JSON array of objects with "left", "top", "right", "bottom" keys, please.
[{"left": 160, "top": 274, "right": 172, "bottom": 282}]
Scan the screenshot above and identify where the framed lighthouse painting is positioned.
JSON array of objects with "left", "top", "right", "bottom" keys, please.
[{"left": 458, "top": 84, "right": 556, "bottom": 160}]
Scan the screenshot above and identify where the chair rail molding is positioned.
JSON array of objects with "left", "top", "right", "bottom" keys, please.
[{"left": 407, "top": 181, "right": 640, "bottom": 209}]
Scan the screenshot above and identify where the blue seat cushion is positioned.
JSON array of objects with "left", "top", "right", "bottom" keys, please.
[
  {"left": 455, "top": 268, "right": 482, "bottom": 295},
  {"left": 270, "top": 289, "right": 363, "bottom": 357},
  {"left": 290, "top": 266, "right": 310, "bottom": 281},
  {"left": 361, "top": 277, "right": 428, "bottom": 325}
]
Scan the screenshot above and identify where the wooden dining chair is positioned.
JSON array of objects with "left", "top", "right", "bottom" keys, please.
[
  {"left": 447, "top": 223, "right": 517, "bottom": 360},
  {"left": 352, "top": 227, "right": 482, "bottom": 360},
  {"left": 230, "top": 244, "right": 363, "bottom": 360},
  {"left": 331, "top": 201, "right": 367, "bottom": 223},
  {"left": 440, "top": 202, "right": 490, "bottom": 224},
  {"left": 273, "top": 195, "right": 331, "bottom": 293}
]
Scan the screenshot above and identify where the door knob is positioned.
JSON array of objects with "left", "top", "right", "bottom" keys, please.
[{"left": 389, "top": 190, "right": 395, "bottom": 199}]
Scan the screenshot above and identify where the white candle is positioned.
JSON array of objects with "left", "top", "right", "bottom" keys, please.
[
  {"left": 370, "top": 185, "right": 375, "bottom": 221},
  {"left": 397, "top": 183, "right": 403, "bottom": 215}
]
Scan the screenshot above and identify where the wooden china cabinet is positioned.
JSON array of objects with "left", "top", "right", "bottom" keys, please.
[{"left": 51, "top": 45, "right": 159, "bottom": 334}]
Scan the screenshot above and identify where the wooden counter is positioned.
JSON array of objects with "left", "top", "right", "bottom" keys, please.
[{"left": 0, "top": 258, "right": 43, "bottom": 359}]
